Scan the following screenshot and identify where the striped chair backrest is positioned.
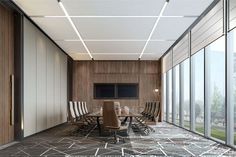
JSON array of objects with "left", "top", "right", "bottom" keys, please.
[
  {"left": 78, "top": 101, "right": 84, "bottom": 116},
  {"left": 81, "top": 102, "right": 86, "bottom": 115},
  {"left": 84, "top": 102, "right": 89, "bottom": 114},
  {"left": 69, "top": 101, "right": 76, "bottom": 119},
  {"left": 73, "top": 101, "right": 80, "bottom": 117}
]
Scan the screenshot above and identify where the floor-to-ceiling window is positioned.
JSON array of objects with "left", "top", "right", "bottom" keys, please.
[
  {"left": 173, "top": 65, "right": 180, "bottom": 125},
  {"left": 181, "top": 59, "right": 190, "bottom": 129},
  {"left": 191, "top": 49, "right": 205, "bottom": 134},
  {"left": 167, "top": 70, "right": 172, "bottom": 123},
  {"left": 228, "top": 28, "right": 236, "bottom": 145},
  {"left": 205, "top": 36, "right": 225, "bottom": 141},
  {"left": 228, "top": 29, "right": 236, "bottom": 145},
  {"left": 163, "top": 73, "right": 167, "bottom": 121}
]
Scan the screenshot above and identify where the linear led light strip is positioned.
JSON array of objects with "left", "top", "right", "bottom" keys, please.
[
  {"left": 61, "top": 39, "right": 175, "bottom": 42},
  {"left": 41, "top": 15, "right": 186, "bottom": 18},
  {"left": 58, "top": 0, "right": 93, "bottom": 59},
  {"left": 139, "top": 0, "right": 169, "bottom": 59}
]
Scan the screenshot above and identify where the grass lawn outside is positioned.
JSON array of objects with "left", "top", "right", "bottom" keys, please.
[{"left": 171, "top": 122, "right": 236, "bottom": 144}]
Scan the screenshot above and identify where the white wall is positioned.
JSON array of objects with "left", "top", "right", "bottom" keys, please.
[{"left": 23, "top": 18, "right": 68, "bottom": 137}]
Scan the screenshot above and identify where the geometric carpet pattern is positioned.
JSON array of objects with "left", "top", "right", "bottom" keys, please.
[{"left": 0, "top": 122, "right": 236, "bottom": 156}]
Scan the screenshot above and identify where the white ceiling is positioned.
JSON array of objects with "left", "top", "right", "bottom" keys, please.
[{"left": 14, "top": 0, "right": 214, "bottom": 60}]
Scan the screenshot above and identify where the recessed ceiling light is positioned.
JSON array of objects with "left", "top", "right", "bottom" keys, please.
[{"left": 58, "top": 0, "right": 93, "bottom": 59}]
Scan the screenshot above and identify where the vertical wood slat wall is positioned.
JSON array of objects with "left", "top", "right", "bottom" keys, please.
[
  {"left": 0, "top": 4, "right": 14, "bottom": 145},
  {"left": 72, "top": 61, "right": 161, "bottom": 117}
]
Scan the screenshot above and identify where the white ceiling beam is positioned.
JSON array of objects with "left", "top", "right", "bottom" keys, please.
[{"left": 139, "top": 0, "right": 169, "bottom": 59}]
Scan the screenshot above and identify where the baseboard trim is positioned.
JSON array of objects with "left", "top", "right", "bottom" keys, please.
[{"left": 0, "top": 141, "right": 19, "bottom": 150}]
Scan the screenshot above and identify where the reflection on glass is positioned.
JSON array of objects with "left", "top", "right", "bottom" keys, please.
[
  {"left": 229, "top": 29, "right": 236, "bottom": 145},
  {"left": 173, "top": 65, "right": 180, "bottom": 125},
  {"left": 192, "top": 49, "right": 204, "bottom": 134},
  {"left": 167, "top": 70, "right": 172, "bottom": 122},
  {"left": 206, "top": 36, "right": 225, "bottom": 141},
  {"left": 182, "top": 59, "right": 190, "bottom": 129}
]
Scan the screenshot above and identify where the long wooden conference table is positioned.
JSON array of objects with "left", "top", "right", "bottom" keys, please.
[{"left": 87, "top": 112, "right": 142, "bottom": 135}]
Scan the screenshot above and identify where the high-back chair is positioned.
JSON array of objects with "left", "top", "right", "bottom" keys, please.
[
  {"left": 78, "top": 101, "right": 95, "bottom": 124},
  {"left": 81, "top": 102, "right": 87, "bottom": 115},
  {"left": 69, "top": 101, "right": 76, "bottom": 122},
  {"left": 73, "top": 101, "right": 81, "bottom": 119},
  {"left": 144, "top": 102, "right": 150, "bottom": 115},
  {"left": 78, "top": 101, "right": 84, "bottom": 116},
  {"left": 153, "top": 102, "right": 161, "bottom": 121},
  {"left": 84, "top": 102, "right": 89, "bottom": 114},
  {"left": 103, "top": 101, "right": 127, "bottom": 143},
  {"left": 147, "top": 102, "right": 153, "bottom": 117},
  {"left": 150, "top": 102, "right": 157, "bottom": 119},
  {"left": 141, "top": 102, "right": 148, "bottom": 115}
]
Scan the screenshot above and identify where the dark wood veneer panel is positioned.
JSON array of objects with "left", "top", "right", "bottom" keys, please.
[
  {"left": 0, "top": 4, "right": 14, "bottom": 145},
  {"left": 72, "top": 60, "right": 161, "bottom": 120}
]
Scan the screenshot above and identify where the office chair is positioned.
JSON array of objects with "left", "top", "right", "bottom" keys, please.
[{"left": 103, "top": 101, "right": 127, "bottom": 143}]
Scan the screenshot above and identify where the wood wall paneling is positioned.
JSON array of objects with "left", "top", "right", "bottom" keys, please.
[
  {"left": 0, "top": 5, "right": 14, "bottom": 145},
  {"left": 0, "top": 4, "right": 14, "bottom": 145},
  {"left": 72, "top": 61, "right": 161, "bottom": 116}
]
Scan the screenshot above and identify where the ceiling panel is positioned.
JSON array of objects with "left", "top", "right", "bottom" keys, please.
[
  {"left": 85, "top": 41, "right": 146, "bottom": 54},
  {"left": 14, "top": 0, "right": 64, "bottom": 16},
  {"left": 14, "top": 0, "right": 214, "bottom": 60},
  {"left": 68, "top": 53, "right": 91, "bottom": 60},
  {"left": 141, "top": 54, "right": 160, "bottom": 60},
  {"left": 55, "top": 41, "right": 87, "bottom": 53},
  {"left": 163, "top": 0, "right": 214, "bottom": 16},
  {"left": 63, "top": 0, "right": 165, "bottom": 16},
  {"left": 72, "top": 18, "right": 156, "bottom": 39},
  {"left": 151, "top": 17, "right": 196, "bottom": 40},
  {"left": 93, "top": 54, "right": 139, "bottom": 60},
  {"left": 144, "top": 41, "right": 174, "bottom": 56},
  {"left": 32, "top": 17, "right": 78, "bottom": 40}
]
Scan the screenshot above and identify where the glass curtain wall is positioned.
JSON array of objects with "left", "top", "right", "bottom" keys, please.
[
  {"left": 181, "top": 59, "right": 190, "bottom": 129},
  {"left": 173, "top": 65, "right": 180, "bottom": 125},
  {"left": 167, "top": 70, "right": 172, "bottom": 123},
  {"left": 205, "top": 36, "right": 225, "bottom": 141},
  {"left": 162, "top": 0, "right": 236, "bottom": 147},
  {"left": 228, "top": 29, "right": 236, "bottom": 145},
  {"left": 163, "top": 73, "right": 166, "bottom": 121},
  {"left": 191, "top": 49, "right": 205, "bottom": 134}
]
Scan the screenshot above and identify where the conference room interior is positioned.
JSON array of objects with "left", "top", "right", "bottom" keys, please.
[{"left": 1, "top": 0, "right": 236, "bottom": 156}]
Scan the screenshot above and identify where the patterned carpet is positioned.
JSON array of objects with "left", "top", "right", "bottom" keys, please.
[{"left": 0, "top": 122, "right": 235, "bottom": 156}]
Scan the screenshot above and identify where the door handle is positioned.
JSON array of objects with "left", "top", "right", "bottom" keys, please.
[{"left": 10, "top": 75, "right": 14, "bottom": 125}]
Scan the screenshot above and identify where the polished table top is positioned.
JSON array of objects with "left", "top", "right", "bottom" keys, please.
[{"left": 87, "top": 112, "right": 142, "bottom": 117}]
